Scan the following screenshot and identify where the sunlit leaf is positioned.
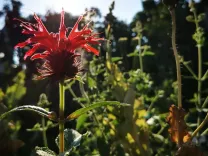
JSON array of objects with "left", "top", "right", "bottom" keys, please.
[
  {"left": 35, "top": 147, "right": 56, "bottom": 156},
  {"left": 106, "top": 60, "right": 111, "bottom": 70},
  {"left": 126, "top": 133, "right": 135, "bottom": 144},
  {"left": 5, "top": 71, "right": 26, "bottom": 109},
  {"left": 0, "top": 105, "right": 57, "bottom": 121},
  {"left": 135, "top": 119, "right": 147, "bottom": 128}
]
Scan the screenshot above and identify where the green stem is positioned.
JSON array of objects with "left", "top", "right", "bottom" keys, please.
[
  {"left": 41, "top": 117, "right": 48, "bottom": 147},
  {"left": 147, "top": 96, "right": 158, "bottom": 112},
  {"left": 201, "top": 128, "right": 208, "bottom": 136},
  {"left": 138, "top": 38, "right": 143, "bottom": 72},
  {"left": 197, "top": 33, "right": 202, "bottom": 131},
  {"left": 202, "top": 96, "right": 208, "bottom": 108},
  {"left": 192, "top": 3, "right": 203, "bottom": 138},
  {"left": 79, "top": 82, "right": 90, "bottom": 104},
  {"left": 137, "top": 36, "right": 145, "bottom": 107},
  {"left": 182, "top": 62, "right": 198, "bottom": 80},
  {"left": 170, "top": 9, "right": 182, "bottom": 108},
  {"left": 157, "top": 124, "right": 167, "bottom": 135},
  {"left": 190, "top": 113, "right": 208, "bottom": 141},
  {"left": 197, "top": 47, "right": 202, "bottom": 141},
  {"left": 170, "top": 8, "right": 183, "bottom": 147},
  {"left": 59, "top": 81, "right": 65, "bottom": 153}
]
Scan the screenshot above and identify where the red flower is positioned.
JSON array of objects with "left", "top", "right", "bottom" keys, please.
[{"left": 15, "top": 9, "right": 103, "bottom": 81}]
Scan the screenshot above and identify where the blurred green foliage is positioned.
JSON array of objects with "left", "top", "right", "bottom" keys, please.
[{"left": 0, "top": 0, "right": 208, "bottom": 155}]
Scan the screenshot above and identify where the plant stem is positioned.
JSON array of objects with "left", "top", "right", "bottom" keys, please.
[
  {"left": 191, "top": 2, "right": 203, "bottom": 139},
  {"left": 138, "top": 38, "right": 143, "bottom": 72},
  {"left": 197, "top": 34, "right": 202, "bottom": 108},
  {"left": 190, "top": 113, "right": 208, "bottom": 141},
  {"left": 41, "top": 117, "right": 48, "bottom": 147},
  {"left": 170, "top": 8, "right": 183, "bottom": 147},
  {"left": 182, "top": 62, "right": 198, "bottom": 80},
  {"left": 201, "top": 128, "right": 208, "bottom": 136},
  {"left": 202, "top": 96, "right": 208, "bottom": 108},
  {"left": 170, "top": 9, "right": 182, "bottom": 108},
  {"left": 59, "top": 81, "right": 65, "bottom": 153}
]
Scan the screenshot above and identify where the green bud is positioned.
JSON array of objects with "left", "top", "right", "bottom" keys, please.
[{"left": 186, "top": 15, "right": 194, "bottom": 22}]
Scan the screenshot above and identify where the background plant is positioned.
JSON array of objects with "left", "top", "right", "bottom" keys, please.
[{"left": 0, "top": 0, "right": 208, "bottom": 155}]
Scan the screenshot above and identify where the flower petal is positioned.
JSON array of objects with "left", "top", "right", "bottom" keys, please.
[
  {"left": 82, "top": 44, "right": 99, "bottom": 55},
  {"left": 14, "top": 39, "right": 31, "bottom": 48},
  {"left": 68, "top": 15, "right": 84, "bottom": 40},
  {"left": 34, "top": 14, "right": 49, "bottom": 34},
  {"left": 59, "top": 9, "right": 67, "bottom": 41},
  {"left": 30, "top": 53, "right": 48, "bottom": 60},
  {"left": 24, "top": 44, "right": 42, "bottom": 60}
]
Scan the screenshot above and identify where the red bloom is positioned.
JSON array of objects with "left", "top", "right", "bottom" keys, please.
[{"left": 15, "top": 9, "right": 103, "bottom": 81}]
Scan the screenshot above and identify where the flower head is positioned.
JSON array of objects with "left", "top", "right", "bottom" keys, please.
[{"left": 15, "top": 9, "right": 103, "bottom": 81}]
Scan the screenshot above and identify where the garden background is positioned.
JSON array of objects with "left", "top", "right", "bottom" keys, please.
[{"left": 0, "top": 0, "right": 208, "bottom": 155}]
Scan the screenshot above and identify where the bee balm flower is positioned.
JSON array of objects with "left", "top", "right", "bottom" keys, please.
[{"left": 15, "top": 10, "right": 103, "bottom": 81}]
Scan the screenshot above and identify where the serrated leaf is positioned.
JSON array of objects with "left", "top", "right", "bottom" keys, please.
[
  {"left": 55, "top": 129, "right": 82, "bottom": 152},
  {"left": 0, "top": 105, "right": 53, "bottom": 120},
  {"left": 67, "top": 101, "right": 129, "bottom": 120},
  {"left": 35, "top": 146, "right": 57, "bottom": 156}
]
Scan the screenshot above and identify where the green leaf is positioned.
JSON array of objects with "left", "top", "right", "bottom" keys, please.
[
  {"left": 112, "top": 57, "right": 122, "bottom": 62},
  {"left": 186, "top": 15, "right": 194, "bottom": 22},
  {"left": 198, "top": 13, "right": 206, "bottom": 22},
  {"left": 37, "top": 93, "right": 51, "bottom": 107},
  {"left": 75, "top": 75, "right": 84, "bottom": 84},
  {"left": 88, "top": 77, "right": 97, "bottom": 89},
  {"left": 127, "top": 52, "right": 139, "bottom": 57},
  {"left": 202, "top": 70, "right": 208, "bottom": 81},
  {"left": 35, "top": 146, "right": 57, "bottom": 156},
  {"left": 5, "top": 71, "right": 26, "bottom": 109},
  {"left": 26, "top": 121, "right": 58, "bottom": 132},
  {"left": 0, "top": 105, "right": 56, "bottom": 120},
  {"left": 186, "top": 123, "right": 198, "bottom": 127},
  {"left": 76, "top": 113, "right": 88, "bottom": 130},
  {"left": 27, "top": 123, "right": 41, "bottom": 132},
  {"left": 67, "top": 101, "right": 129, "bottom": 120},
  {"left": 0, "top": 89, "right": 4, "bottom": 102},
  {"left": 203, "top": 62, "right": 208, "bottom": 66},
  {"left": 152, "top": 133, "right": 164, "bottom": 142},
  {"left": 55, "top": 129, "right": 82, "bottom": 152},
  {"left": 142, "top": 51, "right": 155, "bottom": 56}
]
